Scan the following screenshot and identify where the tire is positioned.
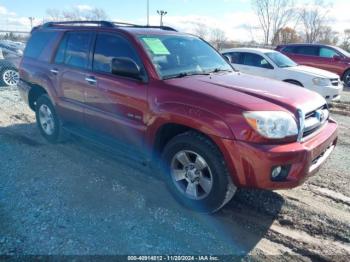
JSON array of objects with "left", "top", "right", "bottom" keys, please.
[
  {"left": 0, "top": 67, "right": 19, "bottom": 87},
  {"left": 35, "top": 94, "right": 63, "bottom": 143},
  {"left": 284, "top": 80, "right": 303, "bottom": 87},
  {"left": 343, "top": 70, "right": 350, "bottom": 88},
  {"left": 161, "top": 131, "right": 237, "bottom": 213}
]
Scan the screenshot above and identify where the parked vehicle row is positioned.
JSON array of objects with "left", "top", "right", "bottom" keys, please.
[
  {"left": 222, "top": 48, "right": 343, "bottom": 103},
  {"left": 276, "top": 43, "right": 350, "bottom": 88},
  {"left": 18, "top": 21, "right": 338, "bottom": 213},
  {"left": 0, "top": 40, "right": 23, "bottom": 87}
]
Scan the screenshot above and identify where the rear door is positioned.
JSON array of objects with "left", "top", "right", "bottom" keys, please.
[
  {"left": 84, "top": 32, "right": 148, "bottom": 148},
  {"left": 291, "top": 45, "right": 320, "bottom": 67},
  {"left": 51, "top": 31, "right": 94, "bottom": 125}
]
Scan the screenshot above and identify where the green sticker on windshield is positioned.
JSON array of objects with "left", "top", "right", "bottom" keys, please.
[{"left": 142, "top": 37, "right": 170, "bottom": 55}]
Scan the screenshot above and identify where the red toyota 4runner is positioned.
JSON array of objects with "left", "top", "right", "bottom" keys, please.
[
  {"left": 19, "top": 21, "right": 338, "bottom": 213},
  {"left": 276, "top": 43, "right": 350, "bottom": 87}
]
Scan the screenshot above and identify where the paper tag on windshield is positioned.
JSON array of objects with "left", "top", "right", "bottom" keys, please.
[{"left": 142, "top": 38, "right": 170, "bottom": 55}]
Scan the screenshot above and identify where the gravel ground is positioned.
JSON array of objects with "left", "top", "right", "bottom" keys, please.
[
  {"left": 340, "top": 87, "right": 350, "bottom": 103},
  {"left": 0, "top": 86, "right": 350, "bottom": 260}
]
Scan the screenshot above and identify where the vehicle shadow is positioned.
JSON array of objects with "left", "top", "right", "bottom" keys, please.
[{"left": 0, "top": 122, "right": 284, "bottom": 256}]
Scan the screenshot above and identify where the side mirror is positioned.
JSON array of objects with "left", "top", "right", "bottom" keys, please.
[
  {"left": 224, "top": 55, "right": 232, "bottom": 63},
  {"left": 333, "top": 55, "right": 342, "bottom": 61},
  {"left": 112, "top": 57, "right": 144, "bottom": 81}
]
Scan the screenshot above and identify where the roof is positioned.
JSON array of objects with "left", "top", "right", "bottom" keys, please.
[
  {"left": 222, "top": 47, "right": 277, "bottom": 54},
  {"left": 278, "top": 43, "right": 334, "bottom": 48},
  {"left": 32, "top": 21, "right": 180, "bottom": 36}
]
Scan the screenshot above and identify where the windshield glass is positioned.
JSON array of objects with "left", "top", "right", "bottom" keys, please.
[
  {"left": 333, "top": 46, "right": 350, "bottom": 57},
  {"left": 138, "top": 35, "right": 233, "bottom": 79},
  {"left": 265, "top": 51, "right": 298, "bottom": 68}
]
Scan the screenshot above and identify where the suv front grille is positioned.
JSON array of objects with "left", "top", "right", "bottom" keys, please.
[{"left": 299, "top": 105, "right": 329, "bottom": 140}]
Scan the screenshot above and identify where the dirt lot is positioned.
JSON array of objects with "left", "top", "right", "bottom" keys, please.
[{"left": 0, "top": 86, "right": 349, "bottom": 261}]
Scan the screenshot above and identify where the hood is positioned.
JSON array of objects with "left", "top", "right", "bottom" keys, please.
[
  {"left": 285, "top": 65, "right": 339, "bottom": 79},
  {"left": 165, "top": 72, "right": 326, "bottom": 114}
]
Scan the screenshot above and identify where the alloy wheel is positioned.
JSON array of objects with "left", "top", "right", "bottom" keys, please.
[
  {"left": 39, "top": 104, "right": 55, "bottom": 136},
  {"left": 3, "top": 69, "right": 19, "bottom": 86},
  {"left": 170, "top": 150, "right": 213, "bottom": 200}
]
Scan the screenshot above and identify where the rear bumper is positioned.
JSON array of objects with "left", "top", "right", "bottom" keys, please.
[{"left": 221, "top": 119, "right": 338, "bottom": 190}]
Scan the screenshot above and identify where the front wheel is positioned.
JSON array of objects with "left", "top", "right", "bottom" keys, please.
[
  {"left": 0, "top": 68, "right": 19, "bottom": 86},
  {"left": 343, "top": 70, "right": 350, "bottom": 87},
  {"left": 162, "top": 131, "right": 236, "bottom": 213}
]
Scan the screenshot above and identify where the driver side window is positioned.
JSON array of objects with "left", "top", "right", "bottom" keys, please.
[
  {"left": 93, "top": 33, "right": 143, "bottom": 75},
  {"left": 319, "top": 47, "right": 339, "bottom": 58},
  {"left": 242, "top": 53, "right": 273, "bottom": 69}
]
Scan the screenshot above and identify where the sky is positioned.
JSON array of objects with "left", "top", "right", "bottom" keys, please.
[{"left": 0, "top": 0, "right": 349, "bottom": 42}]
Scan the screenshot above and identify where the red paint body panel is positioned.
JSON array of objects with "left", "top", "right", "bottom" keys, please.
[
  {"left": 18, "top": 26, "right": 339, "bottom": 191},
  {"left": 276, "top": 44, "right": 350, "bottom": 78}
]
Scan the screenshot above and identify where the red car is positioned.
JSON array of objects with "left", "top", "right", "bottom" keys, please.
[
  {"left": 18, "top": 21, "right": 338, "bottom": 213},
  {"left": 276, "top": 43, "right": 350, "bottom": 87}
]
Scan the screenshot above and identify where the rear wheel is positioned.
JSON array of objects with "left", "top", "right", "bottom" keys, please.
[
  {"left": 343, "top": 70, "right": 350, "bottom": 87},
  {"left": 35, "top": 94, "right": 63, "bottom": 143},
  {"left": 162, "top": 131, "right": 236, "bottom": 213},
  {"left": 0, "top": 68, "right": 19, "bottom": 86}
]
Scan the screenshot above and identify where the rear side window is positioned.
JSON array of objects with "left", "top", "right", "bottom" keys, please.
[
  {"left": 295, "top": 46, "right": 319, "bottom": 56},
  {"left": 24, "top": 31, "right": 58, "bottom": 60},
  {"left": 93, "top": 33, "right": 142, "bottom": 74},
  {"left": 55, "top": 32, "right": 93, "bottom": 69}
]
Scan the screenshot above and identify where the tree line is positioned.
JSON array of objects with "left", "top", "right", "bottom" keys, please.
[{"left": 2, "top": 1, "right": 349, "bottom": 52}]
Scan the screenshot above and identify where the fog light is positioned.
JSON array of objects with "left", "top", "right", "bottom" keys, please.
[
  {"left": 271, "top": 165, "right": 291, "bottom": 181},
  {"left": 271, "top": 166, "right": 282, "bottom": 179}
]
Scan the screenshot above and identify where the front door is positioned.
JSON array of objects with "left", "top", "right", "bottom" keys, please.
[
  {"left": 84, "top": 32, "right": 149, "bottom": 148},
  {"left": 235, "top": 52, "right": 275, "bottom": 79}
]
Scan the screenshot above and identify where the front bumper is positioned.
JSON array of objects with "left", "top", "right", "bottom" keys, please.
[
  {"left": 221, "top": 119, "right": 338, "bottom": 190},
  {"left": 313, "top": 83, "right": 343, "bottom": 102}
]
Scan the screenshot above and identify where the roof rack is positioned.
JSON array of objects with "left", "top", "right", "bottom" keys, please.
[
  {"left": 39, "top": 20, "right": 177, "bottom": 32},
  {"left": 43, "top": 21, "right": 115, "bottom": 28}
]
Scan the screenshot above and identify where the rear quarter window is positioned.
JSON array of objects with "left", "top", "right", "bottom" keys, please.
[{"left": 24, "top": 31, "right": 58, "bottom": 61}]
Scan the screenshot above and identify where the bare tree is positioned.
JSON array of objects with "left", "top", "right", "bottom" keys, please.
[
  {"left": 210, "top": 28, "right": 227, "bottom": 50},
  {"left": 318, "top": 26, "right": 339, "bottom": 45},
  {"left": 46, "top": 9, "right": 62, "bottom": 21},
  {"left": 299, "top": 0, "right": 331, "bottom": 43},
  {"left": 341, "top": 29, "right": 350, "bottom": 52},
  {"left": 86, "top": 8, "right": 108, "bottom": 20},
  {"left": 192, "top": 22, "right": 208, "bottom": 40},
  {"left": 45, "top": 7, "right": 108, "bottom": 22},
  {"left": 272, "top": 27, "right": 301, "bottom": 45},
  {"left": 252, "top": 0, "right": 296, "bottom": 45}
]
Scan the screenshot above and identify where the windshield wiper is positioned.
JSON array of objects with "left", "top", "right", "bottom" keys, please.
[
  {"left": 207, "top": 68, "right": 233, "bottom": 74},
  {"left": 163, "top": 72, "right": 210, "bottom": 80}
]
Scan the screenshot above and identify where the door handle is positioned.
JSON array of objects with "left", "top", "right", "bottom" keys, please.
[
  {"left": 50, "top": 69, "right": 59, "bottom": 75},
  {"left": 85, "top": 76, "right": 97, "bottom": 85}
]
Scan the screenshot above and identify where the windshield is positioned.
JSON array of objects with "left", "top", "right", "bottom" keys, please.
[
  {"left": 333, "top": 46, "right": 350, "bottom": 57},
  {"left": 265, "top": 51, "right": 298, "bottom": 68},
  {"left": 138, "top": 35, "right": 233, "bottom": 79}
]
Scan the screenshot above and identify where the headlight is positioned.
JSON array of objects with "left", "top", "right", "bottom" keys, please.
[
  {"left": 312, "top": 77, "right": 330, "bottom": 86},
  {"left": 243, "top": 111, "right": 298, "bottom": 139}
]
